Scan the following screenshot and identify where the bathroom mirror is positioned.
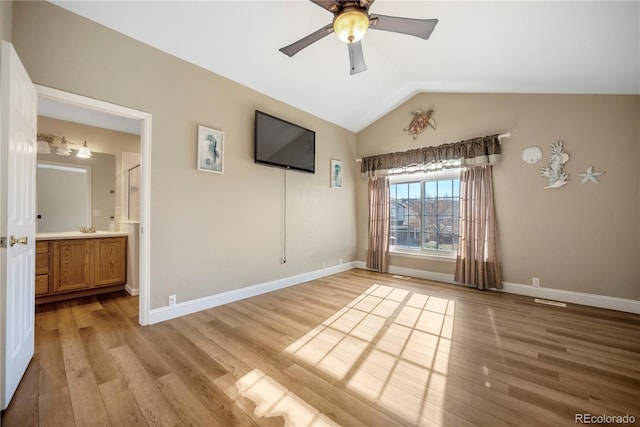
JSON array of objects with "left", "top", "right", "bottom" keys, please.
[{"left": 36, "top": 152, "right": 116, "bottom": 232}]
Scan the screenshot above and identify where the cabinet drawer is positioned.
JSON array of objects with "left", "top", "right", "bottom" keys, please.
[
  {"left": 36, "top": 253, "right": 49, "bottom": 275},
  {"left": 36, "top": 241, "right": 49, "bottom": 254},
  {"left": 35, "top": 275, "right": 49, "bottom": 296}
]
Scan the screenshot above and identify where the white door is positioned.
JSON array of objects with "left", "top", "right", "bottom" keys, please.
[{"left": 0, "top": 41, "right": 37, "bottom": 410}]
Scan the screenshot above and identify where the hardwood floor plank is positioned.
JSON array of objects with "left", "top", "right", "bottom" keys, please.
[
  {"left": 69, "top": 297, "right": 104, "bottom": 329},
  {"left": 37, "top": 329, "right": 67, "bottom": 396},
  {"left": 110, "top": 344, "right": 182, "bottom": 427},
  {"left": 38, "top": 387, "right": 75, "bottom": 427},
  {"left": 157, "top": 373, "right": 226, "bottom": 427},
  {"left": 139, "top": 322, "right": 260, "bottom": 427},
  {"left": 77, "top": 326, "right": 120, "bottom": 385},
  {"left": 98, "top": 378, "right": 147, "bottom": 427},
  {"left": 214, "top": 372, "right": 286, "bottom": 427},
  {"left": 91, "top": 297, "right": 172, "bottom": 379},
  {"left": 4, "top": 270, "right": 639, "bottom": 427},
  {"left": 0, "top": 359, "right": 39, "bottom": 427},
  {"left": 56, "top": 304, "right": 111, "bottom": 426}
]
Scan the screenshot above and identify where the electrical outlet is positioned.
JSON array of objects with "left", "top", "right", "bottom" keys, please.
[
  {"left": 339, "top": 258, "right": 343, "bottom": 264},
  {"left": 115, "top": 207, "right": 121, "bottom": 215},
  {"left": 321, "top": 262, "right": 326, "bottom": 268},
  {"left": 532, "top": 277, "right": 540, "bottom": 287},
  {"left": 168, "top": 294, "right": 177, "bottom": 306}
]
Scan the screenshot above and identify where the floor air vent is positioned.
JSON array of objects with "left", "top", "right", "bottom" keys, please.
[{"left": 534, "top": 298, "right": 566, "bottom": 307}]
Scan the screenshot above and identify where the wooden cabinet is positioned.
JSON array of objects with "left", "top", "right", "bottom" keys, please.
[
  {"left": 52, "top": 239, "right": 93, "bottom": 293},
  {"left": 37, "top": 236, "right": 127, "bottom": 303},
  {"left": 94, "top": 237, "right": 127, "bottom": 287},
  {"left": 35, "top": 241, "right": 51, "bottom": 296}
]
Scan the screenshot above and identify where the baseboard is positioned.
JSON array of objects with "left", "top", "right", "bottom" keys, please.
[
  {"left": 353, "top": 261, "right": 639, "bottom": 314},
  {"left": 124, "top": 284, "right": 139, "bottom": 296},
  {"left": 147, "top": 262, "right": 358, "bottom": 325},
  {"left": 497, "top": 281, "right": 640, "bottom": 314},
  {"left": 354, "top": 261, "right": 458, "bottom": 285}
]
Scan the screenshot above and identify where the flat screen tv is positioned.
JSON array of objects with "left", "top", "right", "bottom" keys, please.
[{"left": 254, "top": 110, "right": 315, "bottom": 174}]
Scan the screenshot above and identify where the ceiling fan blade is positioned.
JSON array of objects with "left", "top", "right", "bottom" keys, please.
[
  {"left": 310, "top": 0, "right": 340, "bottom": 13},
  {"left": 279, "top": 24, "right": 334, "bottom": 57},
  {"left": 369, "top": 14, "right": 438, "bottom": 40},
  {"left": 348, "top": 41, "right": 367, "bottom": 75},
  {"left": 359, "top": 0, "right": 375, "bottom": 10}
]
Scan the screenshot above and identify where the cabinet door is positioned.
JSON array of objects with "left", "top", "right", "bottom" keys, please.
[
  {"left": 52, "top": 239, "right": 93, "bottom": 293},
  {"left": 94, "top": 237, "right": 127, "bottom": 287}
]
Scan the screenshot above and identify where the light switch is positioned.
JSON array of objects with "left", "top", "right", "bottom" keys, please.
[{"left": 93, "top": 210, "right": 101, "bottom": 217}]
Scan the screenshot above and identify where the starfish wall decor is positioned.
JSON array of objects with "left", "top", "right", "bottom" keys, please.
[{"left": 578, "top": 166, "right": 605, "bottom": 184}]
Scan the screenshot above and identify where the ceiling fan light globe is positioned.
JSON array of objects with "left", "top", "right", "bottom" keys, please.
[{"left": 333, "top": 9, "right": 369, "bottom": 44}]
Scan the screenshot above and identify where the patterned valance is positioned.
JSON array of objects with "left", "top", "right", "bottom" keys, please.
[{"left": 360, "top": 134, "right": 502, "bottom": 177}]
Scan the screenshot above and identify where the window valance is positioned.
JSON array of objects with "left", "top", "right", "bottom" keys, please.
[{"left": 360, "top": 134, "right": 502, "bottom": 177}]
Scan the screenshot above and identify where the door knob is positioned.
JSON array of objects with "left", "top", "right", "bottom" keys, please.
[{"left": 9, "top": 235, "right": 28, "bottom": 247}]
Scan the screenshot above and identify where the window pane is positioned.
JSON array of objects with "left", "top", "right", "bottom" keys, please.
[
  {"left": 425, "top": 198, "right": 437, "bottom": 215},
  {"left": 438, "top": 180, "right": 453, "bottom": 197},
  {"left": 438, "top": 216, "right": 453, "bottom": 234},
  {"left": 395, "top": 231, "right": 408, "bottom": 247},
  {"left": 394, "top": 175, "right": 461, "bottom": 254},
  {"left": 424, "top": 215, "right": 437, "bottom": 233},
  {"left": 438, "top": 197, "right": 453, "bottom": 215},
  {"left": 438, "top": 234, "right": 454, "bottom": 251},
  {"left": 408, "top": 182, "right": 421, "bottom": 199},
  {"left": 425, "top": 232, "right": 438, "bottom": 249},
  {"left": 425, "top": 181, "right": 437, "bottom": 198}
]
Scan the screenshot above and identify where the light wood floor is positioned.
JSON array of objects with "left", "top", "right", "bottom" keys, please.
[{"left": 2, "top": 269, "right": 639, "bottom": 426}]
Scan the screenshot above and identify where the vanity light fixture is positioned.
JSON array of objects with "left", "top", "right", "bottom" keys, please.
[
  {"left": 37, "top": 138, "right": 51, "bottom": 154},
  {"left": 36, "top": 133, "right": 93, "bottom": 158},
  {"left": 76, "top": 140, "right": 92, "bottom": 159},
  {"left": 56, "top": 137, "right": 72, "bottom": 156}
]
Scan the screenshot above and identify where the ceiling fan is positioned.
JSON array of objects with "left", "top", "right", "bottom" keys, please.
[{"left": 279, "top": 0, "right": 438, "bottom": 75}]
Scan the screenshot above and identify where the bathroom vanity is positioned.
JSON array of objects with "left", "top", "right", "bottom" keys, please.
[{"left": 35, "top": 231, "right": 128, "bottom": 304}]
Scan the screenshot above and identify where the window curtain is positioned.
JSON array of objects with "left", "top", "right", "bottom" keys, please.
[
  {"left": 366, "top": 176, "right": 390, "bottom": 273},
  {"left": 361, "top": 134, "right": 501, "bottom": 177},
  {"left": 454, "top": 165, "right": 502, "bottom": 289}
]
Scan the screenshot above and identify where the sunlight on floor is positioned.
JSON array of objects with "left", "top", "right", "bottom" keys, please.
[
  {"left": 235, "top": 369, "right": 339, "bottom": 427},
  {"left": 285, "top": 284, "right": 455, "bottom": 425}
]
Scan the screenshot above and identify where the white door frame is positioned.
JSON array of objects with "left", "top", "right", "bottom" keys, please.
[{"left": 35, "top": 85, "right": 152, "bottom": 325}]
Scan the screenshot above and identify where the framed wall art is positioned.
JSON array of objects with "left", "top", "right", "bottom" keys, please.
[
  {"left": 330, "top": 159, "right": 343, "bottom": 189},
  {"left": 197, "top": 125, "right": 224, "bottom": 174}
]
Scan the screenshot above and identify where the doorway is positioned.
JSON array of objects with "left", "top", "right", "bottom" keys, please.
[{"left": 36, "top": 85, "right": 152, "bottom": 325}]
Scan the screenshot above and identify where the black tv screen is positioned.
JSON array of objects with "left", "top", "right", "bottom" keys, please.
[{"left": 254, "top": 110, "right": 315, "bottom": 174}]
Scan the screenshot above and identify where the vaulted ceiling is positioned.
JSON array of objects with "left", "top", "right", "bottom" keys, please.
[{"left": 51, "top": 1, "right": 640, "bottom": 132}]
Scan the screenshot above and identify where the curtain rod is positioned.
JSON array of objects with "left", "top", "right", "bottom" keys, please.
[{"left": 355, "top": 133, "right": 511, "bottom": 163}]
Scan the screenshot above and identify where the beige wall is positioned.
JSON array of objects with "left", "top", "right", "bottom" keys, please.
[
  {"left": 0, "top": 0, "right": 11, "bottom": 42},
  {"left": 356, "top": 93, "right": 640, "bottom": 300},
  {"left": 37, "top": 116, "right": 140, "bottom": 225},
  {"left": 12, "top": 1, "right": 357, "bottom": 309}
]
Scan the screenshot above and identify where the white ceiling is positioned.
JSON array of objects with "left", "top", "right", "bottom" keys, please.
[{"left": 50, "top": 1, "right": 640, "bottom": 133}]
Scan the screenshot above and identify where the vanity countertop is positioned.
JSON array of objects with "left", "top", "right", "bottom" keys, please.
[{"left": 36, "top": 231, "right": 129, "bottom": 241}]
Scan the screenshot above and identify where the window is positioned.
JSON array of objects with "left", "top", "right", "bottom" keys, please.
[{"left": 390, "top": 171, "right": 460, "bottom": 257}]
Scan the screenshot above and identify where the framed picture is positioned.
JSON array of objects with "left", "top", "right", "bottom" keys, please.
[
  {"left": 197, "top": 125, "right": 224, "bottom": 173},
  {"left": 330, "top": 159, "right": 343, "bottom": 189}
]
